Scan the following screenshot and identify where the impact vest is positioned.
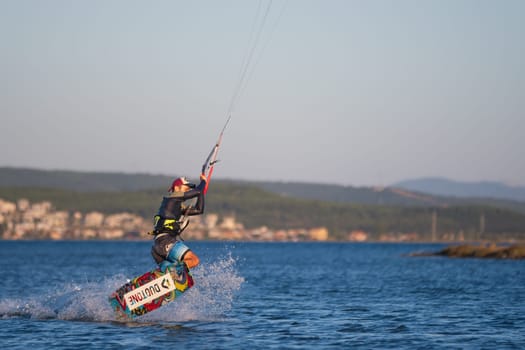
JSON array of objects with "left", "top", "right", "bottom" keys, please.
[
  {"left": 153, "top": 196, "right": 186, "bottom": 234},
  {"left": 152, "top": 185, "right": 205, "bottom": 235}
]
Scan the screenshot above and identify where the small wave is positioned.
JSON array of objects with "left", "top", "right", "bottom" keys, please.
[{"left": 0, "top": 254, "right": 244, "bottom": 324}]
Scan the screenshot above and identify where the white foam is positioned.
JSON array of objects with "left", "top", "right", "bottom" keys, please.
[{"left": 0, "top": 254, "right": 244, "bottom": 324}]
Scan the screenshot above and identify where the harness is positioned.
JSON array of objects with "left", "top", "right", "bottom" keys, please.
[{"left": 148, "top": 215, "right": 190, "bottom": 237}]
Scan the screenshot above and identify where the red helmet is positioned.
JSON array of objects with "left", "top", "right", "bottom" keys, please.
[{"left": 168, "top": 177, "right": 195, "bottom": 192}]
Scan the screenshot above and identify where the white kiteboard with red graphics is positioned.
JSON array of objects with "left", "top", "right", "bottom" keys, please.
[{"left": 109, "top": 262, "right": 193, "bottom": 319}]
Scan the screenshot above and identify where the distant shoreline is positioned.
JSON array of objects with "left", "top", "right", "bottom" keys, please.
[
  {"left": 1, "top": 238, "right": 524, "bottom": 245},
  {"left": 411, "top": 244, "right": 525, "bottom": 259}
]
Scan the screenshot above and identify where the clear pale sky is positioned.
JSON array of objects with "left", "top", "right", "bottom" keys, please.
[{"left": 1, "top": 0, "right": 524, "bottom": 187}]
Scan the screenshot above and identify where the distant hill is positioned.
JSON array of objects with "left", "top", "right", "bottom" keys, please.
[
  {"left": 248, "top": 181, "right": 446, "bottom": 206},
  {"left": 1, "top": 167, "right": 445, "bottom": 206},
  {"left": 0, "top": 167, "right": 174, "bottom": 192},
  {"left": 1, "top": 167, "right": 525, "bottom": 214},
  {"left": 394, "top": 178, "right": 525, "bottom": 203},
  {"left": 246, "top": 180, "right": 525, "bottom": 214},
  {"left": 2, "top": 167, "right": 525, "bottom": 239}
]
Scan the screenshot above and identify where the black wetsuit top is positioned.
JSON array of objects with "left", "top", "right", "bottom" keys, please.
[{"left": 153, "top": 179, "right": 206, "bottom": 234}]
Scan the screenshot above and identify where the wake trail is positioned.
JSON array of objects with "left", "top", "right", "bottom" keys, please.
[{"left": 0, "top": 254, "right": 244, "bottom": 324}]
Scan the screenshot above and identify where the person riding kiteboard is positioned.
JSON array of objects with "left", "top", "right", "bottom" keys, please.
[{"left": 149, "top": 174, "right": 207, "bottom": 271}]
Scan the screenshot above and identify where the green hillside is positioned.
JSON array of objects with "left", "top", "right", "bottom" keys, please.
[
  {"left": 1, "top": 183, "right": 525, "bottom": 241},
  {"left": 1, "top": 167, "right": 525, "bottom": 241},
  {"left": 2, "top": 167, "right": 525, "bottom": 214}
]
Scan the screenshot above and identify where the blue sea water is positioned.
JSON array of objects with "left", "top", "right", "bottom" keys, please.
[{"left": 0, "top": 241, "right": 524, "bottom": 349}]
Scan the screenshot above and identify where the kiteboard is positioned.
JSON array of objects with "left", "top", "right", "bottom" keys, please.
[{"left": 109, "top": 262, "right": 194, "bottom": 319}]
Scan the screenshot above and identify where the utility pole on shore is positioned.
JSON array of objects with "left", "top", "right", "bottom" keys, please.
[
  {"left": 479, "top": 213, "right": 485, "bottom": 241},
  {"left": 431, "top": 210, "right": 437, "bottom": 242}
]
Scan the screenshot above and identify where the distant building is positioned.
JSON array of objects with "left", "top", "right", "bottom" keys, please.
[
  {"left": 100, "top": 228, "right": 125, "bottom": 239},
  {"left": 30, "top": 201, "right": 53, "bottom": 217},
  {"left": 205, "top": 213, "right": 219, "bottom": 229},
  {"left": 17, "top": 199, "right": 30, "bottom": 211},
  {"left": 0, "top": 199, "right": 16, "bottom": 214},
  {"left": 84, "top": 212, "right": 105, "bottom": 228},
  {"left": 220, "top": 216, "right": 237, "bottom": 230},
  {"left": 72, "top": 211, "right": 83, "bottom": 226},
  {"left": 309, "top": 227, "right": 329, "bottom": 241},
  {"left": 0, "top": 197, "right": 342, "bottom": 242},
  {"left": 348, "top": 230, "right": 368, "bottom": 242}
]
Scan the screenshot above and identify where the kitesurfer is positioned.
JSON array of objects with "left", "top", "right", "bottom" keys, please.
[{"left": 150, "top": 174, "right": 206, "bottom": 271}]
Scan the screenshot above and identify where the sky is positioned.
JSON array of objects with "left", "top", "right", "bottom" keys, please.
[{"left": 1, "top": 0, "right": 524, "bottom": 187}]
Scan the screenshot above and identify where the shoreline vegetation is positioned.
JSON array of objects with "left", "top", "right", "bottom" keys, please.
[
  {"left": 2, "top": 168, "right": 525, "bottom": 242},
  {"left": 1, "top": 187, "right": 525, "bottom": 242},
  {"left": 411, "top": 244, "right": 525, "bottom": 259}
]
